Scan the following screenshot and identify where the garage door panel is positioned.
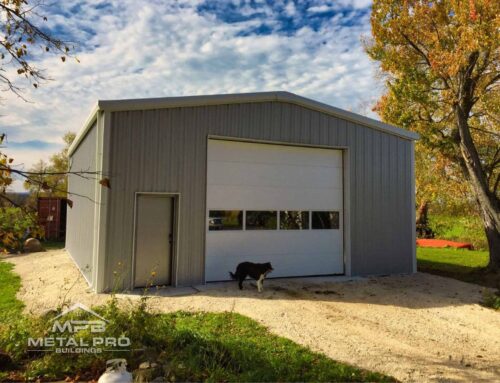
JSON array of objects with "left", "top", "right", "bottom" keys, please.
[
  {"left": 207, "top": 231, "right": 342, "bottom": 255},
  {"left": 206, "top": 246, "right": 343, "bottom": 281},
  {"left": 206, "top": 252, "right": 343, "bottom": 281},
  {"left": 206, "top": 139, "right": 344, "bottom": 282},
  {"left": 207, "top": 161, "right": 343, "bottom": 189},
  {"left": 207, "top": 185, "right": 343, "bottom": 211},
  {"left": 208, "top": 140, "right": 343, "bottom": 168}
]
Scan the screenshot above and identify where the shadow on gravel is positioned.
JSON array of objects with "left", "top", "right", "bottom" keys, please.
[{"left": 127, "top": 273, "right": 491, "bottom": 310}]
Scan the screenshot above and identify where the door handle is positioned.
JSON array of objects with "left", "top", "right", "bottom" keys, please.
[{"left": 169, "top": 233, "right": 174, "bottom": 245}]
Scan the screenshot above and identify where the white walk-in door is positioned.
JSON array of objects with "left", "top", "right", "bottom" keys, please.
[{"left": 205, "top": 139, "right": 343, "bottom": 281}]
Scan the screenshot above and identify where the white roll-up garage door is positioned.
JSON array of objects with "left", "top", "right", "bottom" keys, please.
[{"left": 205, "top": 139, "right": 343, "bottom": 281}]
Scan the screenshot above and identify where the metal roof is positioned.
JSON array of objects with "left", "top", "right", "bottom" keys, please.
[{"left": 69, "top": 91, "right": 418, "bottom": 156}]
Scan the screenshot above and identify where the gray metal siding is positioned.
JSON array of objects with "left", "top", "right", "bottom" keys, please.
[
  {"left": 66, "top": 122, "right": 98, "bottom": 284},
  {"left": 104, "top": 102, "right": 414, "bottom": 290}
]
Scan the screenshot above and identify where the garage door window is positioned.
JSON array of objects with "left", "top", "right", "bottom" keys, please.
[
  {"left": 312, "top": 211, "right": 339, "bottom": 230},
  {"left": 246, "top": 211, "right": 277, "bottom": 230},
  {"left": 208, "top": 210, "right": 243, "bottom": 231},
  {"left": 280, "top": 211, "right": 309, "bottom": 230}
]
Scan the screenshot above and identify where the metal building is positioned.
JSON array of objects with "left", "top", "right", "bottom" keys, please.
[{"left": 66, "top": 92, "right": 418, "bottom": 293}]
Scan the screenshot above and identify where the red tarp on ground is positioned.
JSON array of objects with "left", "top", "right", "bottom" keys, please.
[{"left": 416, "top": 239, "right": 473, "bottom": 250}]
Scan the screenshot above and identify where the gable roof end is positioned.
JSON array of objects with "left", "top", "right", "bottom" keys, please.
[{"left": 69, "top": 91, "right": 418, "bottom": 156}]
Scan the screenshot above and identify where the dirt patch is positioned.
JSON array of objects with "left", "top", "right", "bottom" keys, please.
[
  {"left": 7, "top": 249, "right": 500, "bottom": 382},
  {"left": 4, "top": 250, "right": 109, "bottom": 314}
]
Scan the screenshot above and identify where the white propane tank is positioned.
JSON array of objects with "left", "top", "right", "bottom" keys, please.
[{"left": 97, "top": 359, "right": 133, "bottom": 383}]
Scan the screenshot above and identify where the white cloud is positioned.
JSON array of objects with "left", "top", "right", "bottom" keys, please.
[
  {"left": 284, "top": 1, "right": 297, "bottom": 16},
  {"left": 308, "top": 5, "right": 334, "bottom": 13},
  {"left": 1, "top": 0, "right": 382, "bottom": 193},
  {"left": 308, "top": 0, "right": 372, "bottom": 13}
]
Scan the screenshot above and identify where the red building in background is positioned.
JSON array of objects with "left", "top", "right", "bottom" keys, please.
[{"left": 37, "top": 197, "right": 67, "bottom": 241}]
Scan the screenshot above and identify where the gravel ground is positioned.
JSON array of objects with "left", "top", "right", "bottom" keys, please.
[{"left": 6, "top": 249, "right": 500, "bottom": 382}]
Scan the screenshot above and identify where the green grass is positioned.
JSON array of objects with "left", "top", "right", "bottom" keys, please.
[
  {"left": 0, "top": 259, "right": 394, "bottom": 382},
  {"left": 482, "top": 290, "right": 500, "bottom": 310},
  {"left": 0, "top": 261, "right": 24, "bottom": 322},
  {"left": 417, "top": 247, "right": 489, "bottom": 270},
  {"left": 417, "top": 247, "right": 498, "bottom": 288},
  {"left": 162, "top": 311, "right": 394, "bottom": 382},
  {"left": 428, "top": 214, "right": 487, "bottom": 249}
]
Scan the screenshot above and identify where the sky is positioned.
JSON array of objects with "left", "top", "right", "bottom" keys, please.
[{"left": 1, "top": 0, "right": 383, "bottom": 192}]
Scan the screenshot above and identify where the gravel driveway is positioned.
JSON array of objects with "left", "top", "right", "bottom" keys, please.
[{"left": 7, "top": 249, "right": 500, "bottom": 382}]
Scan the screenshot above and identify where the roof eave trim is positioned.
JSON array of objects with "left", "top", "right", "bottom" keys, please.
[
  {"left": 277, "top": 92, "right": 420, "bottom": 141},
  {"left": 97, "top": 92, "right": 281, "bottom": 112},
  {"left": 68, "top": 103, "right": 100, "bottom": 156}
]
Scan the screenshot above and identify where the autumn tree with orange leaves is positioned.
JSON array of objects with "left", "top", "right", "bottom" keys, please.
[{"left": 366, "top": 0, "right": 500, "bottom": 270}]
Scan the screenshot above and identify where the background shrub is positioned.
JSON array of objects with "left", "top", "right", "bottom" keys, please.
[
  {"left": 428, "top": 214, "right": 487, "bottom": 249},
  {"left": 0, "top": 207, "right": 43, "bottom": 252}
]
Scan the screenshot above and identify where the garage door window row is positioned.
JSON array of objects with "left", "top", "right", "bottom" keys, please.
[{"left": 208, "top": 210, "right": 339, "bottom": 231}]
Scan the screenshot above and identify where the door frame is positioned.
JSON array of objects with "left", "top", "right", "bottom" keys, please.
[{"left": 131, "top": 192, "right": 181, "bottom": 288}]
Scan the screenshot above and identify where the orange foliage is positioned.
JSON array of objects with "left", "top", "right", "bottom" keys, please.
[{"left": 365, "top": 0, "right": 499, "bottom": 213}]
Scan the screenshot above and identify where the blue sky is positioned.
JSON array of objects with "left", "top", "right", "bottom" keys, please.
[{"left": 1, "top": 0, "right": 381, "bottom": 191}]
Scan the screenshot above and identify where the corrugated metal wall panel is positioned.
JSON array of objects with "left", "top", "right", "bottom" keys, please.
[
  {"left": 66, "top": 122, "right": 97, "bottom": 284},
  {"left": 103, "top": 101, "right": 414, "bottom": 290}
]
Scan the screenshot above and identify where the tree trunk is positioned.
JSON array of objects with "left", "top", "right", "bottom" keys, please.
[
  {"left": 484, "top": 224, "right": 500, "bottom": 271},
  {"left": 454, "top": 104, "right": 500, "bottom": 271},
  {"left": 416, "top": 201, "right": 429, "bottom": 226}
]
